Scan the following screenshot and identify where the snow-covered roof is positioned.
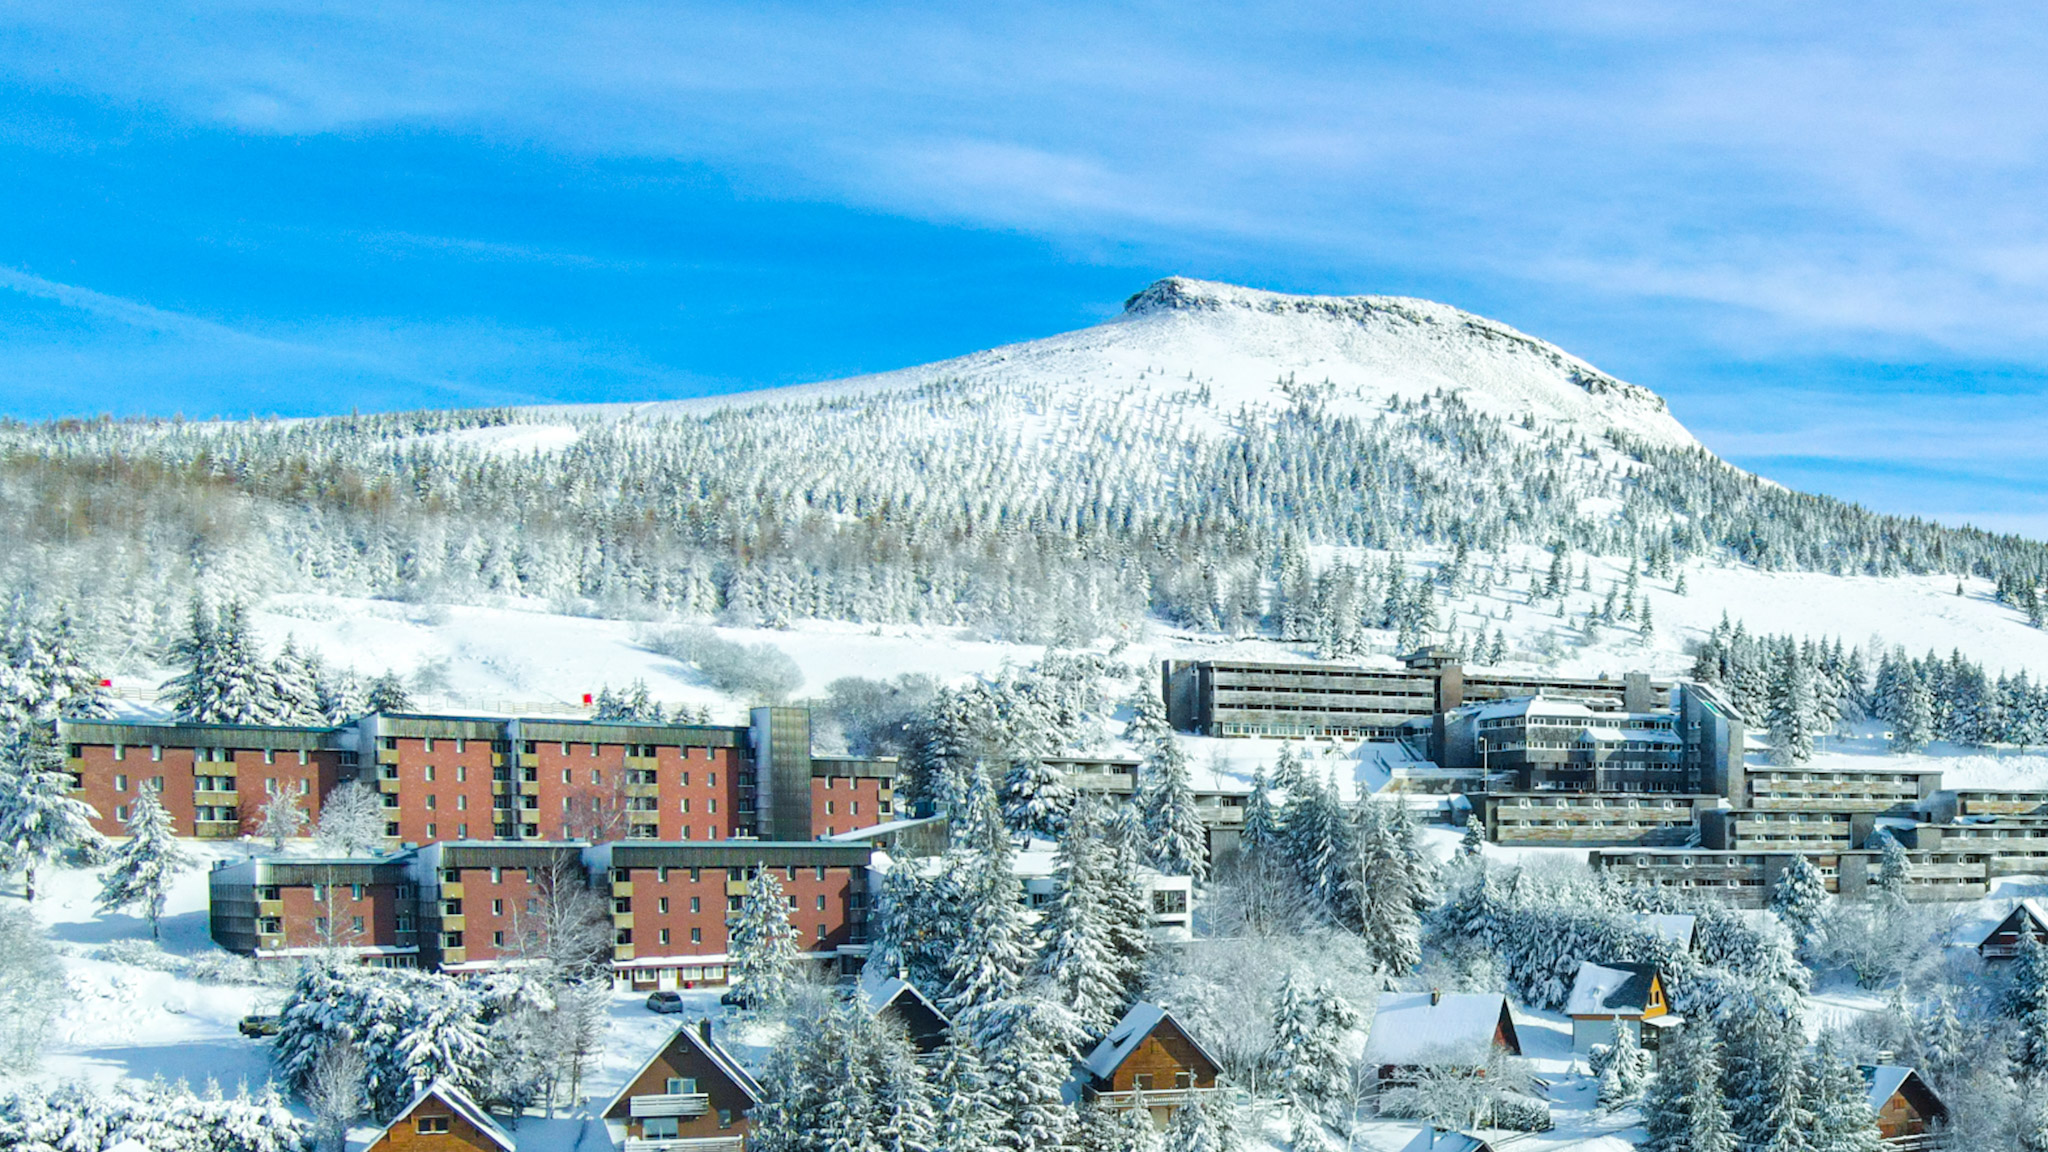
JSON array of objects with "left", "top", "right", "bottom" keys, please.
[
  {"left": 1362, "top": 993, "right": 1513, "bottom": 1065},
  {"left": 370, "top": 1080, "right": 513, "bottom": 1152},
  {"left": 1565, "top": 961, "right": 1659, "bottom": 1017},
  {"left": 1399, "top": 1132, "right": 1496, "bottom": 1152},
  {"left": 1859, "top": 1065, "right": 1913, "bottom": 1113},
  {"left": 1979, "top": 899, "right": 2048, "bottom": 947},
  {"left": 856, "top": 966, "right": 949, "bottom": 1023},
  {"left": 1075, "top": 1002, "right": 1220, "bottom": 1082},
  {"left": 1628, "top": 913, "right": 1696, "bottom": 947},
  {"left": 601, "top": 1020, "right": 764, "bottom": 1119}
]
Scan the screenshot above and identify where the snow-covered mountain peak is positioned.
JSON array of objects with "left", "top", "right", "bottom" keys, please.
[{"left": 607, "top": 276, "right": 1697, "bottom": 452}]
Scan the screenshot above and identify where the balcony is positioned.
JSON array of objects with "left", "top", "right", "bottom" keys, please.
[
  {"left": 629, "top": 1093, "right": 711, "bottom": 1118},
  {"left": 613, "top": 912, "right": 634, "bottom": 929},
  {"left": 1089, "top": 1087, "right": 1215, "bottom": 1110},
  {"left": 519, "top": 753, "right": 539, "bottom": 768},
  {"left": 377, "top": 748, "right": 399, "bottom": 765},
  {"left": 440, "top": 881, "right": 464, "bottom": 899},
  {"left": 726, "top": 880, "right": 751, "bottom": 897},
  {"left": 377, "top": 777, "right": 401, "bottom": 794},
  {"left": 612, "top": 881, "right": 634, "bottom": 897},
  {"left": 519, "top": 781, "right": 541, "bottom": 796},
  {"left": 624, "top": 1138, "right": 742, "bottom": 1152}
]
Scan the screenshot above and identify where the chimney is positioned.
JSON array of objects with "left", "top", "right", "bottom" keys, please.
[
  {"left": 1430, "top": 989, "right": 1442, "bottom": 1006},
  {"left": 699, "top": 1018, "right": 714, "bottom": 1044}
]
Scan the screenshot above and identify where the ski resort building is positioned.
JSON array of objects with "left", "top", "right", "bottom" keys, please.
[
  {"left": 1565, "top": 961, "right": 1679, "bottom": 1053},
  {"left": 60, "top": 719, "right": 349, "bottom": 840},
  {"left": 208, "top": 837, "right": 878, "bottom": 984},
  {"left": 1161, "top": 650, "right": 1677, "bottom": 741},
  {"left": 1740, "top": 763, "right": 1940, "bottom": 813},
  {"left": 585, "top": 840, "right": 874, "bottom": 988},
  {"left": 59, "top": 706, "right": 896, "bottom": 847},
  {"left": 1587, "top": 846, "right": 1993, "bottom": 906},
  {"left": 1482, "top": 792, "right": 1713, "bottom": 847},
  {"left": 207, "top": 853, "right": 419, "bottom": 964},
  {"left": 601, "top": 1019, "right": 762, "bottom": 1152}
]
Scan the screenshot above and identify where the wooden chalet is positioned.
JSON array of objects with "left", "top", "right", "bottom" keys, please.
[
  {"left": 1975, "top": 899, "right": 2048, "bottom": 960},
  {"left": 1859, "top": 1065, "right": 1948, "bottom": 1149},
  {"left": 602, "top": 1019, "right": 764, "bottom": 1152},
  {"left": 362, "top": 1080, "right": 514, "bottom": 1152},
  {"left": 1565, "top": 961, "right": 1679, "bottom": 1053},
  {"left": 1362, "top": 991, "right": 1521, "bottom": 1088},
  {"left": 1066, "top": 1002, "right": 1222, "bottom": 1127},
  {"left": 856, "top": 971, "right": 951, "bottom": 1055}
]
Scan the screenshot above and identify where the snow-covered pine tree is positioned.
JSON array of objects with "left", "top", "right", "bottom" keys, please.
[
  {"left": 730, "top": 863, "right": 800, "bottom": 1009},
  {"left": 1160, "top": 1087, "right": 1230, "bottom": 1152},
  {"left": 1459, "top": 813, "right": 1486, "bottom": 858},
  {"left": 96, "top": 783, "right": 191, "bottom": 938},
  {"left": 1283, "top": 772, "right": 1355, "bottom": 927},
  {"left": 1768, "top": 644, "right": 1819, "bottom": 766},
  {"left": 1352, "top": 801, "right": 1420, "bottom": 975},
  {"left": 1099, "top": 805, "right": 1154, "bottom": 1001},
  {"left": 1890, "top": 664, "right": 1935, "bottom": 753},
  {"left": 2013, "top": 928, "right": 2048, "bottom": 1079},
  {"left": 1595, "top": 1017, "right": 1647, "bottom": 1106},
  {"left": 0, "top": 721, "right": 103, "bottom": 900},
  {"left": 364, "top": 670, "right": 414, "bottom": 713},
  {"left": 1000, "top": 756, "right": 1073, "bottom": 842},
  {"left": 1139, "top": 725, "right": 1208, "bottom": 882},
  {"left": 1267, "top": 969, "right": 1356, "bottom": 1145},
  {"left": 314, "top": 780, "right": 387, "bottom": 855},
  {"left": 1240, "top": 767, "right": 1281, "bottom": 859},
  {"left": 1031, "top": 800, "right": 1126, "bottom": 1036},
  {"left": 930, "top": 1034, "right": 1003, "bottom": 1152},
  {"left": 315, "top": 664, "right": 366, "bottom": 725},
  {"left": 979, "top": 994, "right": 1086, "bottom": 1152},
  {"left": 941, "top": 772, "right": 1034, "bottom": 1031},
  {"left": 1805, "top": 1035, "right": 1884, "bottom": 1152},
  {"left": 1640, "top": 1025, "right": 1734, "bottom": 1152},
  {"left": 270, "top": 636, "right": 327, "bottom": 725},
  {"left": 1769, "top": 855, "right": 1829, "bottom": 966},
  {"left": 1872, "top": 830, "right": 1911, "bottom": 903}
]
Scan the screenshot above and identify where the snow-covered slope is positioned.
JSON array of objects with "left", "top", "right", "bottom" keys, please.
[{"left": 589, "top": 276, "right": 1696, "bottom": 450}]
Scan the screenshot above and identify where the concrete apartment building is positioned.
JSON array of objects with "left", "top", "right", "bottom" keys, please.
[
  {"left": 1588, "top": 846, "right": 1994, "bottom": 907},
  {"left": 208, "top": 854, "right": 419, "bottom": 963},
  {"left": 62, "top": 719, "right": 349, "bottom": 839}
]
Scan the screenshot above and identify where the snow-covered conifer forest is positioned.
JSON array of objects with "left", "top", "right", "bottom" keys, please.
[{"left": 10, "top": 279, "right": 2048, "bottom": 1150}]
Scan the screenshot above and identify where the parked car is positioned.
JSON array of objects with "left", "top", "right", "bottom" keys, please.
[
  {"left": 238, "top": 1014, "right": 282, "bottom": 1038},
  {"left": 646, "top": 990, "right": 689, "bottom": 1014},
  {"left": 719, "top": 987, "right": 749, "bottom": 1008}
]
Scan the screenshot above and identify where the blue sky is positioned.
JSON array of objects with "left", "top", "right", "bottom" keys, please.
[{"left": 6, "top": 3, "right": 2048, "bottom": 535}]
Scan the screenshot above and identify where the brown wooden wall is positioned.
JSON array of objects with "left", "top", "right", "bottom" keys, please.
[
  {"left": 1104, "top": 1021, "right": 1219, "bottom": 1093},
  {"left": 604, "top": 1030, "right": 755, "bottom": 1142},
  {"left": 367, "top": 1098, "right": 501, "bottom": 1151}
]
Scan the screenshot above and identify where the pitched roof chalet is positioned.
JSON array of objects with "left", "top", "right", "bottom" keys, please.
[
  {"left": 601, "top": 1018, "right": 764, "bottom": 1120},
  {"left": 369, "top": 1080, "right": 513, "bottom": 1152},
  {"left": 1565, "top": 961, "right": 1661, "bottom": 1017},
  {"left": 1076, "top": 1002, "right": 1222, "bottom": 1082},
  {"left": 1363, "top": 993, "right": 1518, "bottom": 1065}
]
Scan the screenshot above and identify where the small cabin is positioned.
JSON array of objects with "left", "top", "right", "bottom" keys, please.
[
  {"left": 1565, "top": 961, "right": 1680, "bottom": 1053},
  {"left": 1975, "top": 899, "right": 2048, "bottom": 960},
  {"left": 1859, "top": 1065, "right": 1948, "bottom": 1146},
  {"left": 362, "top": 1080, "right": 514, "bottom": 1152},
  {"left": 1399, "top": 1131, "right": 1498, "bottom": 1152},
  {"left": 601, "top": 1018, "right": 763, "bottom": 1152},
  {"left": 857, "top": 970, "right": 951, "bottom": 1055},
  {"left": 1067, "top": 1003, "right": 1222, "bottom": 1127},
  {"left": 1362, "top": 992, "right": 1521, "bottom": 1087}
]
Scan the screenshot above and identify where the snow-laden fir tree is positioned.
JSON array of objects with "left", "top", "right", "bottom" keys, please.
[
  {"left": 314, "top": 780, "right": 386, "bottom": 855},
  {"left": 1267, "top": 969, "right": 1357, "bottom": 1147},
  {"left": 1000, "top": 756, "right": 1073, "bottom": 842},
  {"left": 1805, "top": 1035, "right": 1885, "bottom": 1152},
  {"left": 1889, "top": 664, "right": 1935, "bottom": 753},
  {"left": 1768, "top": 644, "right": 1819, "bottom": 765},
  {"left": 364, "top": 670, "right": 413, "bottom": 714},
  {"left": 316, "top": 665, "right": 366, "bottom": 725},
  {"left": 1161, "top": 1088, "right": 1231, "bottom": 1152},
  {"left": 1030, "top": 799, "right": 1127, "bottom": 1036},
  {"left": 978, "top": 994, "right": 1087, "bottom": 1152},
  {"left": 1240, "top": 767, "right": 1281, "bottom": 859},
  {"left": 1594, "top": 1017, "right": 1648, "bottom": 1107},
  {"left": 729, "top": 863, "right": 800, "bottom": 1010},
  {"left": 1720, "top": 1006, "right": 1808, "bottom": 1151},
  {"left": 941, "top": 769, "right": 1035, "bottom": 1030},
  {"left": 1139, "top": 721, "right": 1208, "bottom": 882},
  {"left": 96, "top": 783, "right": 191, "bottom": 938},
  {"left": 269, "top": 636, "right": 327, "bottom": 725},
  {"left": 1352, "top": 800, "right": 1421, "bottom": 974},
  {"left": 0, "top": 721, "right": 103, "bottom": 901},
  {"left": 1459, "top": 813, "right": 1486, "bottom": 858},
  {"left": 930, "top": 1035, "right": 1003, "bottom": 1152},
  {"left": 1282, "top": 772, "right": 1354, "bottom": 927},
  {"left": 1270, "top": 744, "right": 1308, "bottom": 794},
  {"left": 1099, "top": 805, "right": 1154, "bottom": 1001},
  {"left": 2013, "top": 928, "right": 2048, "bottom": 1079},
  {"left": 1873, "top": 829, "right": 1911, "bottom": 903},
  {"left": 1640, "top": 1024, "right": 1734, "bottom": 1152},
  {"left": 1769, "top": 854, "right": 1829, "bottom": 966}
]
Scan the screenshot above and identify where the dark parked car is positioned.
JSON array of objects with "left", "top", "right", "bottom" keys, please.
[
  {"left": 720, "top": 987, "right": 749, "bottom": 1008},
  {"left": 239, "top": 1014, "right": 282, "bottom": 1037},
  {"left": 646, "top": 990, "right": 689, "bottom": 1014}
]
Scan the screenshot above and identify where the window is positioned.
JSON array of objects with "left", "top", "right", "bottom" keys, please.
[
  {"left": 643, "top": 1118, "right": 681, "bottom": 1139},
  {"left": 660, "top": 928, "right": 670, "bottom": 945},
  {"left": 690, "top": 896, "right": 701, "bottom": 913},
  {"left": 352, "top": 916, "right": 365, "bottom": 933},
  {"left": 114, "top": 774, "right": 128, "bottom": 792},
  {"left": 691, "top": 927, "right": 703, "bottom": 943},
  {"left": 351, "top": 884, "right": 364, "bottom": 900},
  {"left": 426, "top": 823, "right": 437, "bottom": 839},
  {"left": 664, "top": 1076, "right": 699, "bottom": 1094},
  {"left": 718, "top": 1110, "right": 734, "bottom": 1129},
  {"left": 659, "top": 897, "right": 670, "bottom": 913},
  {"left": 415, "top": 1115, "right": 451, "bottom": 1134}
]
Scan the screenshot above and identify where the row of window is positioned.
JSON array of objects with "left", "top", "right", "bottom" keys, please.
[{"left": 79, "top": 744, "right": 313, "bottom": 765}]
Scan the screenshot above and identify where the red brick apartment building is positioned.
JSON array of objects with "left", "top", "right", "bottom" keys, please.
[
  {"left": 62, "top": 706, "right": 898, "bottom": 847},
  {"left": 62, "top": 720, "right": 349, "bottom": 839},
  {"left": 208, "top": 838, "right": 878, "bottom": 985},
  {"left": 208, "top": 854, "right": 419, "bottom": 964}
]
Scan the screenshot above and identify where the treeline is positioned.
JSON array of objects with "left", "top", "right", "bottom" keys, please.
[{"left": 8, "top": 372, "right": 2048, "bottom": 664}]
